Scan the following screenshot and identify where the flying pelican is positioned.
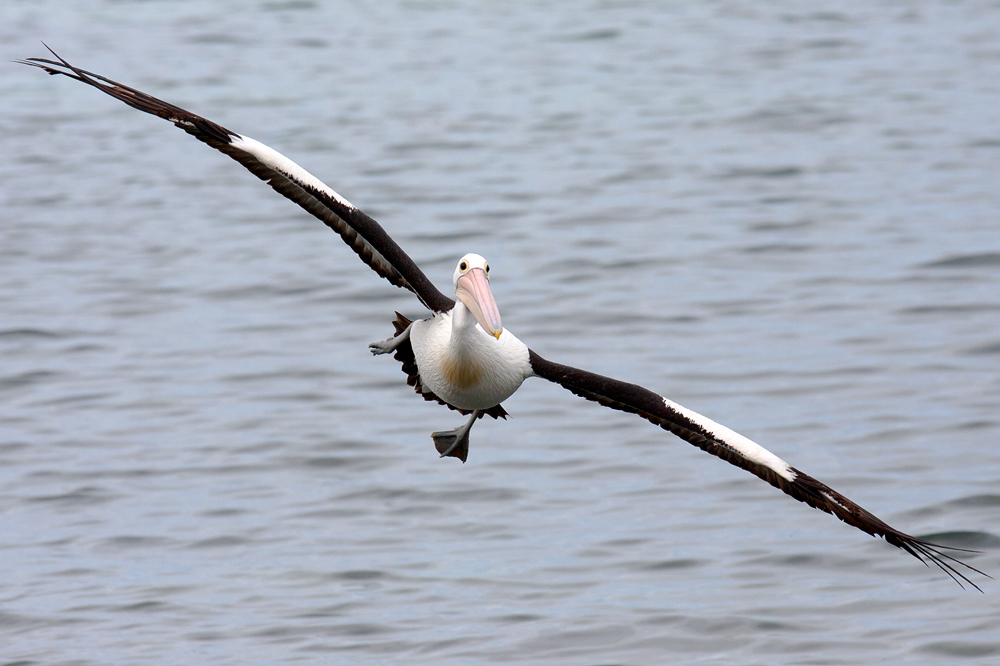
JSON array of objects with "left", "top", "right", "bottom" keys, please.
[{"left": 19, "top": 48, "right": 987, "bottom": 590}]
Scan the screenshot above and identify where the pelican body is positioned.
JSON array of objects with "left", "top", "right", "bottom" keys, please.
[
  {"left": 409, "top": 254, "right": 530, "bottom": 412},
  {"left": 370, "top": 253, "right": 531, "bottom": 460},
  {"left": 20, "top": 48, "right": 987, "bottom": 590}
]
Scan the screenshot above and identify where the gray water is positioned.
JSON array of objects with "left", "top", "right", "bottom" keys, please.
[{"left": 3, "top": 1, "right": 1000, "bottom": 664}]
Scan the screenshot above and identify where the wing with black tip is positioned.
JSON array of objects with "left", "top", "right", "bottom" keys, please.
[
  {"left": 19, "top": 47, "right": 454, "bottom": 313},
  {"left": 528, "top": 349, "right": 988, "bottom": 590}
]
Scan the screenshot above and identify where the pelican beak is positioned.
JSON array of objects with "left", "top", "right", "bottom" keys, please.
[{"left": 456, "top": 268, "right": 502, "bottom": 339}]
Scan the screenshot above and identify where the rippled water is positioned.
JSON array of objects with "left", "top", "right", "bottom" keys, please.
[{"left": 3, "top": 1, "right": 1000, "bottom": 664}]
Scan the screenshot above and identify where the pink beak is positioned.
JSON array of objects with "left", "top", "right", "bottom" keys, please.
[{"left": 455, "top": 268, "right": 502, "bottom": 339}]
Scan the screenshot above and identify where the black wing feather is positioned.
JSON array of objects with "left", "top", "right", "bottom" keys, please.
[
  {"left": 18, "top": 47, "right": 454, "bottom": 313},
  {"left": 529, "top": 349, "right": 988, "bottom": 590}
]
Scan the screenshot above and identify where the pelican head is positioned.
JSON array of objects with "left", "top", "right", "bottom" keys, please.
[{"left": 453, "top": 253, "right": 502, "bottom": 339}]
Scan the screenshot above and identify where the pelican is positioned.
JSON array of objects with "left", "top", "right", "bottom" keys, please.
[{"left": 20, "top": 48, "right": 987, "bottom": 590}]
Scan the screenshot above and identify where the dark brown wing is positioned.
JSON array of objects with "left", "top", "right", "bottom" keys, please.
[
  {"left": 529, "top": 349, "right": 988, "bottom": 590},
  {"left": 18, "top": 47, "right": 454, "bottom": 313}
]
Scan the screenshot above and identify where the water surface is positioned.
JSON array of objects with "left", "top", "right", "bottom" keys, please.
[{"left": 3, "top": 1, "right": 1000, "bottom": 664}]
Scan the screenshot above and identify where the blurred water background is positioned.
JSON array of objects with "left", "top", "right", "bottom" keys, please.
[{"left": 3, "top": 1, "right": 1000, "bottom": 664}]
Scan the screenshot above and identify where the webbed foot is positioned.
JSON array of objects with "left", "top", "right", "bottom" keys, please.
[
  {"left": 369, "top": 322, "right": 412, "bottom": 356},
  {"left": 431, "top": 427, "right": 471, "bottom": 462},
  {"left": 430, "top": 409, "right": 481, "bottom": 463},
  {"left": 368, "top": 338, "right": 396, "bottom": 355}
]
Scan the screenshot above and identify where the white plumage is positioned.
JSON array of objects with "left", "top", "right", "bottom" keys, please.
[{"left": 411, "top": 309, "right": 531, "bottom": 411}]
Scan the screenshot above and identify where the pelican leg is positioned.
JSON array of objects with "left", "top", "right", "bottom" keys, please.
[
  {"left": 431, "top": 410, "right": 480, "bottom": 463},
  {"left": 368, "top": 322, "right": 412, "bottom": 355}
]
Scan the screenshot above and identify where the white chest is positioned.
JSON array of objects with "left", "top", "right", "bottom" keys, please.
[{"left": 410, "top": 310, "right": 531, "bottom": 410}]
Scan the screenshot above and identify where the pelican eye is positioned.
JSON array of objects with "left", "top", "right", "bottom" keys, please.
[
  {"left": 484, "top": 263, "right": 489, "bottom": 275},
  {"left": 459, "top": 260, "right": 469, "bottom": 272}
]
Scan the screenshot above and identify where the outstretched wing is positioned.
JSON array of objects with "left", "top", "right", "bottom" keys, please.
[
  {"left": 528, "top": 349, "right": 988, "bottom": 590},
  {"left": 19, "top": 47, "right": 454, "bottom": 313}
]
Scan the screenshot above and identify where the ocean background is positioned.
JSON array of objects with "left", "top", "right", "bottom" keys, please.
[{"left": 3, "top": 1, "right": 1000, "bottom": 663}]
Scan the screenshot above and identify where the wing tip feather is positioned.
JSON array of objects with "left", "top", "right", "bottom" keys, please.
[{"left": 528, "top": 349, "right": 990, "bottom": 590}]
